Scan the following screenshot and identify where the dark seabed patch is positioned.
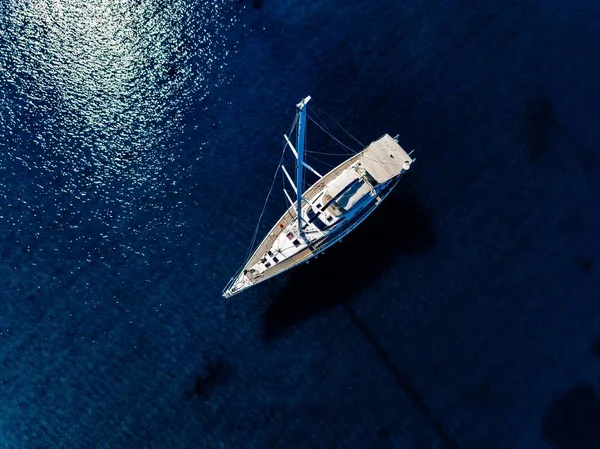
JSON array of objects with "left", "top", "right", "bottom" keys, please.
[
  {"left": 525, "top": 95, "right": 561, "bottom": 162},
  {"left": 376, "top": 426, "right": 390, "bottom": 440},
  {"left": 185, "top": 358, "right": 228, "bottom": 398},
  {"left": 576, "top": 256, "right": 594, "bottom": 275},
  {"left": 542, "top": 383, "right": 600, "bottom": 449}
]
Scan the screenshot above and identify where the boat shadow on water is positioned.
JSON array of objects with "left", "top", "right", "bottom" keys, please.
[{"left": 262, "top": 182, "right": 437, "bottom": 340}]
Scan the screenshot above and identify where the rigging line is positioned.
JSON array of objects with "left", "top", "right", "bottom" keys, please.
[
  {"left": 305, "top": 153, "right": 337, "bottom": 169},
  {"left": 307, "top": 105, "right": 337, "bottom": 141},
  {"left": 240, "top": 115, "right": 298, "bottom": 267},
  {"left": 308, "top": 148, "right": 410, "bottom": 167},
  {"left": 281, "top": 167, "right": 285, "bottom": 207},
  {"left": 312, "top": 104, "right": 365, "bottom": 148},
  {"left": 306, "top": 150, "right": 360, "bottom": 156},
  {"left": 287, "top": 114, "right": 300, "bottom": 141},
  {"left": 225, "top": 113, "right": 304, "bottom": 293},
  {"left": 308, "top": 106, "right": 358, "bottom": 156},
  {"left": 307, "top": 115, "right": 357, "bottom": 155},
  {"left": 309, "top": 105, "right": 358, "bottom": 154},
  {"left": 242, "top": 153, "right": 283, "bottom": 266}
]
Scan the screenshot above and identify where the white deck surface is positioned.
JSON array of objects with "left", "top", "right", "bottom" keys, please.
[{"left": 223, "top": 134, "right": 413, "bottom": 297}]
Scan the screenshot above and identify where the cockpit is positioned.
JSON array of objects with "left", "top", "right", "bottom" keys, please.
[{"left": 321, "top": 167, "right": 376, "bottom": 217}]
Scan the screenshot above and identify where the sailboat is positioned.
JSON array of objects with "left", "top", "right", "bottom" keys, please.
[{"left": 222, "top": 96, "right": 414, "bottom": 298}]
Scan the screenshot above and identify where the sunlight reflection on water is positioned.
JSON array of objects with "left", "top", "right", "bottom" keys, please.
[{"left": 0, "top": 0, "right": 237, "bottom": 270}]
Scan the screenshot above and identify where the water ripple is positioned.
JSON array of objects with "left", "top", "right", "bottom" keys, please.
[{"left": 0, "top": 0, "right": 238, "bottom": 276}]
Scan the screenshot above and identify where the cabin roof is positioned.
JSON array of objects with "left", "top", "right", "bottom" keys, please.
[{"left": 360, "top": 134, "right": 412, "bottom": 183}]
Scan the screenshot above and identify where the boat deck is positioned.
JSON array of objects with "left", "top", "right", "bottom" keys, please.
[
  {"left": 224, "top": 134, "right": 412, "bottom": 296},
  {"left": 243, "top": 152, "right": 362, "bottom": 281}
]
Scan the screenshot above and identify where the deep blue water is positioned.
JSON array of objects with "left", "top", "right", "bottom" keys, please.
[{"left": 1, "top": 0, "right": 599, "bottom": 447}]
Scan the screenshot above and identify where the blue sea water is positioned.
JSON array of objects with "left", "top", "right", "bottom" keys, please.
[{"left": 1, "top": 0, "right": 599, "bottom": 447}]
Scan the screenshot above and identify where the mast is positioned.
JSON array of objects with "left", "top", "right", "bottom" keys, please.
[{"left": 295, "top": 95, "right": 311, "bottom": 230}]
